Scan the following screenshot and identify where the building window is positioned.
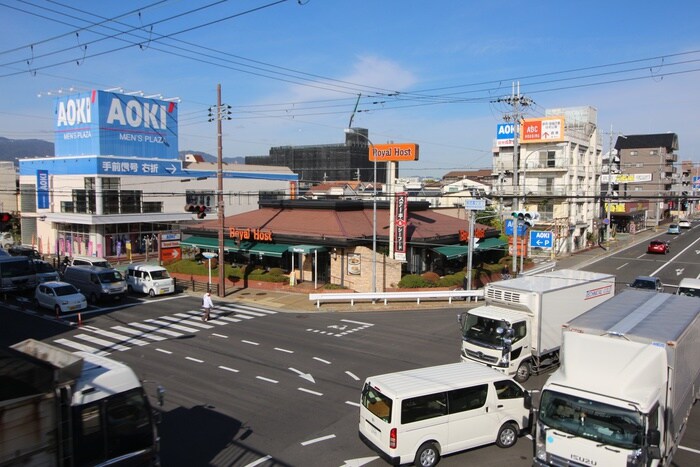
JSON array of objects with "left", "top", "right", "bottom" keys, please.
[
  {"left": 649, "top": 149, "right": 658, "bottom": 156},
  {"left": 629, "top": 150, "right": 638, "bottom": 156}
]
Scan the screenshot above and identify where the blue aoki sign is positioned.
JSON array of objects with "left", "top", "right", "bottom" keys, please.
[
  {"left": 54, "top": 90, "right": 179, "bottom": 159},
  {"left": 36, "top": 169, "right": 49, "bottom": 209}
]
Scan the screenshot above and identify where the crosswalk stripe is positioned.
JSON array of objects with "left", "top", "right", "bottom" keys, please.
[
  {"left": 173, "top": 312, "right": 228, "bottom": 326},
  {"left": 111, "top": 325, "right": 166, "bottom": 341},
  {"left": 54, "top": 338, "right": 109, "bottom": 355},
  {"left": 158, "top": 315, "right": 214, "bottom": 329},
  {"left": 218, "top": 305, "right": 275, "bottom": 316},
  {"left": 145, "top": 318, "right": 200, "bottom": 333},
  {"left": 129, "top": 322, "right": 184, "bottom": 337},
  {"left": 74, "top": 334, "right": 131, "bottom": 352},
  {"left": 215, "top": 315, "right": 242, "bottom": 323},
  {"left": 82, "top": 326, "right": 149, "bottom": 346}
]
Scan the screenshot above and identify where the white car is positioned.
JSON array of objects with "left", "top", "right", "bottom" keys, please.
[
  {"left": 35, "top": 281, "right": 87, "bottom": 314},
  {"left": 679, "top": 219, "right": 692, "bottom": 229}
]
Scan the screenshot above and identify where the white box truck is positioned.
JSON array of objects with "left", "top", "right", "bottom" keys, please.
[
  {"left": 458, "top": 269, "right": 615, "bottom": 382},
  {"left": 534, "top": 290, "right": 700, "bottom": 467}
]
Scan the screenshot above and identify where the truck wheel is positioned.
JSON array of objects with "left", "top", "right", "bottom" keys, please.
[
  {"left": 496, "top": 422, "right": 519, "bottom": 448},
  {"left": 514, "top": 362, "right": 531, "bottom": 383},
  {"left": 149, "top": 289, "right": 156, "bottom": 297},
  {"left": 414, "top": 442, "right": 440, "bottom": 467}
]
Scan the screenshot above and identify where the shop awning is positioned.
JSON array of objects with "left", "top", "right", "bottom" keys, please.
[
  {"left": 433, "top": 238, "right": 507, "bottom": 260},
  {"left": 181, "top": 236, "right": 289, "bottom": 258},
  {"left": 288, "top": 245, "right": 327, "bottom": 254}
]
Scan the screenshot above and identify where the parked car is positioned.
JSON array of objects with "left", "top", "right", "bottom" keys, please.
[
  {"left": 34, "top": 281, "right": 87, "bottom": 314},
  {"left": 629, "top": 275, "right": 664, "bottom": 293},
  {"left": 679, "top": 219, "right": 692, "bottom": 229},
  {"left": 62, "top": 265, "right": 127, "bottom": 304},
  {"left": 33, "top": 260, "right": 60, "bottom": 283},
  {"left": 8, "top": 245, "right": 41, "bottom": 259},
  {"left": 647, "top": 240, "right": 670, "bottom": 254},
  {"left": 0, "top": 232, "right": 13, "bottom": 249},
  {"left": 668, "top": 224, "right": 681, "bottom": 234}
]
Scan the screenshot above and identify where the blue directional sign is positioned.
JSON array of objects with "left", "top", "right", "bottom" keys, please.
[
  {"left": 529, "top": 230, "right": 554, "bottom": 249},
  {"left": 505, "top": 219, "right": 526, "bottom": 236}
]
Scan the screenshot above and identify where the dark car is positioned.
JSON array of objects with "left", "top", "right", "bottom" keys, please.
[
  {"left": 629, "top": 276, "right": 664, "bottom": 293},
  {"left": 647, "top": 240, "right": 670, "bottom": 255},
  {"left": 8, "top": 245, "right": 41, "bottom": 259}
]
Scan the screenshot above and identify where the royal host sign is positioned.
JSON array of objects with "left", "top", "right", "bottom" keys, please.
[{"left": 54, "top": 90, "right": 179, "bottom": 158}]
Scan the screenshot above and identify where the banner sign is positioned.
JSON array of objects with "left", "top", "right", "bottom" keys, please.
[
  {"left": 496, "top": 123, "right": 515, "bottom": 147},
  {"left": 37, "top": 169, "right": 49, "bottom": 209},
  {"left": 369, "top": 143, "right": 419, "bottom": 162},
  {"left": 394, "top": 192, "right": 408, "bottom": 261},
  {"left": 521, "top": 116, "right": 565, "bottom": 143}
]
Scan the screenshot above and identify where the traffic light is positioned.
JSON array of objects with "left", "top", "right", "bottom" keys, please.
[
  {"left": 511, "top": 211, "right": 539, "bottom": 228},
  {"left": 0, "top": 212, "right": 12, "bottom": 231},
  {"left": 185, "top": 204, "right": 207, "bottom": 219}
]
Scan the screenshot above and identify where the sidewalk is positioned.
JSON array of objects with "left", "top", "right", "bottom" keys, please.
[{"left": 193, "top": 229, "right": 661, "bottom": 313}]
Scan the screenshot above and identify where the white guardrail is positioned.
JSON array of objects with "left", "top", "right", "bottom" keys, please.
[{"left": 309, "top": 289, "right": 484, "bottom": 309}]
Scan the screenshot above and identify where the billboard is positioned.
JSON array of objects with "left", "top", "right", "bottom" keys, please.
[
  {"left": 369, "top": 143, "right": 419, "bottom": 162},
  {"left": 393, "top": 192, "right": 408, "bottom": 261},
  {"left": 36, "top": 170, "right": 49, "bottom": 209},
  {"left": 521, "top": 117, "right": 564, "bottom": 143},
  {"left": 496, "top": 123, "right": 515, "bottom": 147},
  {"left": 54, "top": 90, "right": 179, "bottom": 158}
]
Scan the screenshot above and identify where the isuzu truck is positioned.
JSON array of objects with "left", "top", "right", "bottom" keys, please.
[
  {"left": 458, "top": 269, "right": 615, "bottom": 382},
  {"left": 535, "top": 290, "right": 700, "bottom": 467}
]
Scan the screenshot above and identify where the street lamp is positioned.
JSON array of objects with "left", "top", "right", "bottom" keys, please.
[
  {"left": 344, "top": 128, "right": 377, "bottom": 293},
  {"left": 202, "top": 252, "right": 217, "bottom": 291}
]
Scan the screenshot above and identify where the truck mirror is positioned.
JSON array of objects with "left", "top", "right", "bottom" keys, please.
[
  {"left": 503, "top": 338, "right": 512, "bottom": 352},
  {"left": 648, "top": 429, "right": 661, "bottom": 447},
  {"left": 496, "top": 327, "right": 504, "bottom": 335},
  {"left": 156, "top": 385, "right": 165, "bottom": 407},
  {"left": 457, "top": 313, "right": 464, "bottom": 326}
]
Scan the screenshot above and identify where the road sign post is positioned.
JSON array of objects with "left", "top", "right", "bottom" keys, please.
[{"left": 529, "top": 230, "right": 554, "bottom": 249}]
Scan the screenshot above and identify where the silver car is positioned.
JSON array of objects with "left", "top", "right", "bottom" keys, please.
[{"left": 35, "top": 281, "right": 87, "bottom": 314}]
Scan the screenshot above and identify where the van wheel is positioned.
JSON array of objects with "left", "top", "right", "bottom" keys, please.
[
  {"left": 514, "top": 361, "right": 531, "bottom": 383},
  {"left": 496, "top": 422, "right": 519, "bottom": 448},
  {"left": 414, "top": 442, "right": 440, "bottom": 467},
  {"left": 149, "top": 289, "right": 156, "bottom": 297}
]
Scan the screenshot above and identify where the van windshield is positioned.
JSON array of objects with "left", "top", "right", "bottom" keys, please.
[
  {"left": 361, "top": 383, "right": 392, "bottom": 423},
  {"left": 677, "top": 287, "right": 700, "bottom": 297},
  {"left": 98, "top": 271, "right": 124, "bottom": 283},
  {"left": 150, "top": 270, "right": 170, "bottom": 280},
  {"left": 461, "top": 313, "right": 507, "bottom": 348}
]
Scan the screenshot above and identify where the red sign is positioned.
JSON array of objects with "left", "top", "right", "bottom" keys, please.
[
  {"left": 160, "top": 247, "right": 181, "bottom": 262},
  {"left": 394, "top": 192, "right": 408, "bottom": 260}
]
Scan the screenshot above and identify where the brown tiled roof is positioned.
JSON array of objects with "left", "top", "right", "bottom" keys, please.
[{"left": 189, "top": 206, "right": 495, "bottom": 244}]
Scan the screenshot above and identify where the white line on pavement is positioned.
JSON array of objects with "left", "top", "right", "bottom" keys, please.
[
  {"left": 212, "top": 333, "right": 228, "bottom": 338},
  {"left": 341, "top": 319, "right": 374, "bottom": 326},
  {"left": 616, "top": 262, "right": 629, "bottom": 270},
  {"left": 219, "top": 366, "right": 239, "bottom": 373},
  {"left": 155, "top": 348, "right": 172, "bottom": 354},
  {"left": 256, "top": 376, "right": 278, "bottom": 384},
  {"left": 274, "top": 347, "right": 294, "bottom": 353},
  {"left": 313, "top": 357, "right": 331, "bottom": 364},
  {"left": 298, "top": 387, "right": 323, "bottom": 396},
  {"left": 243, "top": 455, "right": 272, "bottom": 467},
  {"left": 346, "top": 371, "right": 360, "bottom": 381},
  {"left": 185, "top": 356, "right": 204, "bottom": 363},
  {"left": 242, "top": 340, "right": 259, "bottom": 346},
  {"left": 300, "top": 434, "right": 335, "bottom": 446},
  {"left": 346, "top": 401, "right": 360, "bottom": 407}
]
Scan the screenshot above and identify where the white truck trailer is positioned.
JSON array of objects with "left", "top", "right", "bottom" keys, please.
[
  {"left": 534, "top": 290, "right": 700, "bottom": 467},
  {"left": 458, "top": 269, "right": 615, "bottom": 382},
  {"left": 0, "top": 339, "right": 164, "bottom": 466}
]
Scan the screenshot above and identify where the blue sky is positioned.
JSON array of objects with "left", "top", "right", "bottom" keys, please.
[{"left": 1, "top": 0, "right": 699, "bottom": 179}]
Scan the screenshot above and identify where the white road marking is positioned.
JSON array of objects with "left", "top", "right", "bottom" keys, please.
[
  {"left": 54, "top": 338, "right": 108, "bottom": 355},
  {"left": 130, "top": 322, "right": 183, "bottom": 337},
  {"left": 289, "top": 368, "right": 315, "bottom": 383},
  {"left": 111, "top": 325, "right": 166, "bottom": 341},
  {"left": 215, "top": 316, "right": 242, "bottom": 323},
  {"left": 185, "top": 356, "right": 204, "bottom": 363},
  {"left": 300, "top": 434, "right": 335, "bottom": 446},
  {"left": 149, "top": 317, "right": 205, "bottom": 332},
  {"left": 82, "top": 326, "right": 149, "bottom": 346},
  {"left": 298, "top": 387, "right": 323, "bottom": 396},
  {"left": 346, "top": 371, "right": 360, "bottom": 381},
  {"left": 616, "top": 262, "right": 629, "bottom": 270},
  {"left": 345, "top": 401, "right": 360, "bottom": 407},
  {"left": 678, "top": 445, "right": 700, "bottom": 454},
  {"left": 275, "top": 347, "right": 294, "bottom": 353},
  {"left": 341, "top": 319, "right": 373, "bottom": 326},
  {"left": 212, "top": 333, "right": 228, "bottom": 338},
  {"left": 243, "top": 455, "right": 272, "bottom": 467},
  {"left": 219, "top": 365, "right": 239, "bottom": 373},
  {"left": 313, "top": 357, "right": 331, "bottom": 364},
  {"left": 155, "top": 348, "right": 172, "bottom": 354},
  {"left": 74, "top": 334, "right": 130, "bottom": 352},
  {"left": 242, "top": 340, "right": 259, "bottom": 346},
  {"left": 256, "top": 376, "right": 278, "bottom": 384}
]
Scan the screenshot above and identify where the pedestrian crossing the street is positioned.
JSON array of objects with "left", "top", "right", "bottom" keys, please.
[{"left": 51, "top": 304, "right": 277, "bottom": 356}]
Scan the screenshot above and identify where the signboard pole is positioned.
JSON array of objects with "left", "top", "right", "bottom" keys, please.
[{"left": 466, "top": 209, "right": 475, "bottom": 301}]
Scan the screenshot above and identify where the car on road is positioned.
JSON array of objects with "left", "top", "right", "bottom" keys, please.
[
  {"left": 33, "top": 260, "right": 60, "bottom": 283},
  {"left": 629, "top": 275, "right": 664, "bottom": 293},
  {"left": 8, "top": 245, "right": 41, "bottom": 259},
  {"left": 679, "top": 219, "right": 692, "bottom": 229},
  {"left": 668, "top": 224, "right": 681, "bottom": 234},
  {"left": 34, "top": 281, "right": 87, "bottom": 314},
  {"left": 647, "top": 240, "right": 670, "bottom": 254},
  {"left": 677, "top": 278, "right": 700, "bottom": 298}
]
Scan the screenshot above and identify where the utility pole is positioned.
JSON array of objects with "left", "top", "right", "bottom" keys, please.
[
  {"left": 208, "top": 84, "right": 231, "bottom": 297},
  {"left": 495, "top": 82, "right": 532, "bottom": 274}
]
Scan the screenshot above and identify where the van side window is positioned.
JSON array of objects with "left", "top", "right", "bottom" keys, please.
[
  {"left": 512, "top": 321, "right": 527, "bottom": 342},
  {"left": 74, "top": 259, "right": 89, "bottom": 266},
  {"left": 447, "top": 384, "right": 488, "bottom": 413},
  {"left": 494, "top": 380, "right": 523, "bottom": 400},
  {"left": 401, "top": 392, "right": 447, "bottom": 424}
]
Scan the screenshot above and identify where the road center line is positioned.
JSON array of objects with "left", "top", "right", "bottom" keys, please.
[
  {"left": 155, "top": 348, "right": 172, "bottom": 354},
  {"left": 346, "top": 371, "right": 360, "bottom": 381},
  {"left": 274, "top": 347, "right": 294, "bottom": 353},
  {"left": 300, "top": 434, "right": 335, "bottom": 446},
  {"left": 298, "top": 387, "right": 323, "bottom": 396},
  {"left": 616, "top": 262, "right": 629, "bottom": 270},
  {"left": 345, "top": 401, "right": 360, "bottom": 407},
  {"left": 219, "top": 366, "right": 239, "bottom": 373},
  {"left": 313, "top": 357, "right": 331, "bottom": 364},
  {"left": 212, "top": 333, "right": 228, "bottom": 338},
  {"left": 256, "top": 376, "right": 278, "bottom": 384},
  {"left": 186, "top": 356, "right": 204, "bottom": 363},
  {"left": 341, "top": 319, "right": 373, "bottom": 326},
  {"left": 242, "top": 340, "right": 260, "bottom": 346}
]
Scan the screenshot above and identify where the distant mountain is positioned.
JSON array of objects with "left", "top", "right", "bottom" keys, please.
[{"left": 0, "top": 137, "right": 54, "bottom": 162}]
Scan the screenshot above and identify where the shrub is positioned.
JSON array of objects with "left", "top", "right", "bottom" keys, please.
[
  {"left": 323, "top": 283, "right": 348, "bottom": 290},
  {"left": 437, "top": 273, "right": 464, "bottom": 288},
  {"left": 399, "top": 274, "right": 432, "bottom": 288},
  {"left": 420, "top": 271, "right": 440, "bottom": 284}
]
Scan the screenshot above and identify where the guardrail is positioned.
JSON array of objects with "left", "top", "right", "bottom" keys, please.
[
  {"left": 309, "top": 289, "right": 484, "bottom": 309},
  {"left": 520, "top": 261, "right": 557, "bottom": 276}
]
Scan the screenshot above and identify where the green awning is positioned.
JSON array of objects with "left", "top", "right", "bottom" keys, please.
[
  {"left": 181, "top": 236, "right": 289, "bottom": 258},
  {"left": 288, "top": 245, "right": 327, "bottom": 254},
  {"left": 433, "top": 238, "right": 507, "bottom": 260}
]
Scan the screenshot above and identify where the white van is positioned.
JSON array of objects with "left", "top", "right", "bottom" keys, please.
[
  {"left": 359, "top": 362, "right": 531, "bottom": 467},
  {"left": 62, "top": 266, "right": 127, "bottom": 304},
  {"left": 125, "top": 264, "right": 175, "bottom": 297},
  {"left": 677, "top": 278, "right": 700, "bottom": 298}
]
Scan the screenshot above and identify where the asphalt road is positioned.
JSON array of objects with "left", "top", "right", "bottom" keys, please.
[{"left": 2, "top": 223, "right": 700, "bottom": 466}]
